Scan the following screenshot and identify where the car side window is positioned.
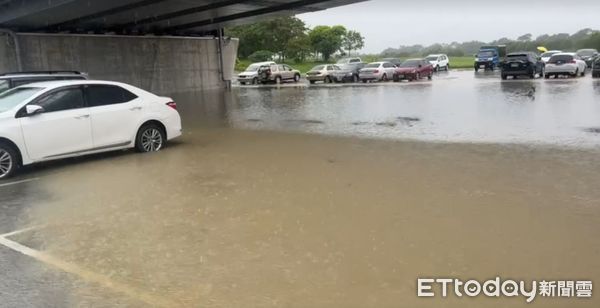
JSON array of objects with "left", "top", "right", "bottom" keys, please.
[
  {"left": 0, "top": 80, "right": 10, "bottom": 92},
  {"left": 278, "top": 65, "right": 285, "bottom": 71},
  {"left": 33, "top": 87, "right": 85, "bottom": 113},
  {"left": 86, "top": 85, "right": 138, "bottom": 107}
]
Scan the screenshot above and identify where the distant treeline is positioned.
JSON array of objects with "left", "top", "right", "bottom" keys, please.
[{"left": 380, "top": 29, "right": 600, "bottom": 57}]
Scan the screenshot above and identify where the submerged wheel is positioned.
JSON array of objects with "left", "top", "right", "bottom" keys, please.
[
  {"left": 135, "top": 123, "right": 166, "bottom": 153},
  {"left": 0, "top": 142, "right": 18, "bottom": 179}
]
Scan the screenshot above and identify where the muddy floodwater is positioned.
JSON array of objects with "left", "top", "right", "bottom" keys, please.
[{"left": 2, "top": 71, "right": 600, "bottom": 307}]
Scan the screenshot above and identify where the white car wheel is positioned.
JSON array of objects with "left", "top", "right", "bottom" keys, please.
[
  {"left": 136, "top": 124, "right": 165, "bottom": 153},
  {"left": 0, "top": 144, "right": 17, "bottom": 179}
]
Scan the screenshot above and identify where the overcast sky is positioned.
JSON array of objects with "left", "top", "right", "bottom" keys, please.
[{"left": 297, "top": 0, "right": 600, "bottom": 53}]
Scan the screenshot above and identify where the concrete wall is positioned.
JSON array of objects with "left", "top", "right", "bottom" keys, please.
[{"left": 0, "top": 33, "right": 238, "bottom": 94}]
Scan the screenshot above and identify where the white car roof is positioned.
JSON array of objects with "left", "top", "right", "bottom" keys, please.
[
  {"left": 20, "top": 80, "right": 130, "bottom": 89},
  {"left": 250, "top": 61, "right": 276, "bottom": 66},
  {"left": 0, "top": 73, "right": 85, "bottom": 80},
  {"left": 553, "top": 52, "right": 576, "bottom": 56},
  {"left": 426, "top": 54, "right": 444, "bottom": 57}
]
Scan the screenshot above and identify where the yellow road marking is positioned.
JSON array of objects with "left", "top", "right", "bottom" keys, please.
[{"left": 0, "top": 228, "right": 180, "bottom": 307}]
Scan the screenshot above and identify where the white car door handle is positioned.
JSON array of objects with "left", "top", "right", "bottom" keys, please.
[
  {"left": 74, "top": 115, "right": 90, "bottom": 119},
  {"left": 129, "top": 107, "right": 142, "bottom": 111}
]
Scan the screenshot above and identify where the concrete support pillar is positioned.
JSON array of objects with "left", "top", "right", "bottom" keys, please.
[{"left": 0, "top": 33, "right": 239, "bottom": 94}]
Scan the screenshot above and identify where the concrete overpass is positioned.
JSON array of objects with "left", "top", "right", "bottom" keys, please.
[{"left": 0, "top": 0, "right": 365, "bottom": 92}]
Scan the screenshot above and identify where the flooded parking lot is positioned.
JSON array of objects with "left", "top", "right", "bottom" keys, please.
[
  {"left": 1, "top": 70, "right": 600, "bottom": 307},
  {"left": 225, "top": 71, "right": 600, "bottom": 147}
]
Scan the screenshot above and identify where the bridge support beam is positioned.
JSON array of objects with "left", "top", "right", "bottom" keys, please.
[{"left": 0, "top": 33, "right": 238, "bottom": 94}]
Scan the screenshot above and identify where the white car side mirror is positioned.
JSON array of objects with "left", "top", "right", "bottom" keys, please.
[{"left": 26, "top": 105, "right": 44, "bottom": 116}]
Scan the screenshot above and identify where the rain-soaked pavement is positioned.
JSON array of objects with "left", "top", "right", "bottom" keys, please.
[{"left": 1, "top": 70, "right": 600, "bottom": 307}]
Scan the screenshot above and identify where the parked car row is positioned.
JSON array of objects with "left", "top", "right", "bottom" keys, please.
[
  {"left": 308, "top": 59, "right": 435, "bottom": 83},
  {"left": 238, "top": 54, "right": 450, "bottom": 85},
  {"left": 499, "top": 49, "right": 599, "bottom": 80}
]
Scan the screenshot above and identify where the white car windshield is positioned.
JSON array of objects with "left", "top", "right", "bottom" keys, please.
[
  {"left": 245, "top": 64, "right": 261, "bottom": 72},
  {"left": 425, "top": 56, "right": 438, "bottom": 61},
  {"left": 0, "top": 87, "right": 43, "bottom": 113},
  {"left": 364, "top": 63, "right": 380, "bottom": 68}
]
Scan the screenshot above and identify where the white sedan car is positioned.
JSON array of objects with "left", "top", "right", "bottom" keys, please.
[
  {"left": 359, "top": 62, "right": 396, "bottom": 82},
  {"left": 0, "top": 80, "right": 182, "bottom": 179},
  {"left": 544, "top": 53, "right": 588, "bottom": 78}
]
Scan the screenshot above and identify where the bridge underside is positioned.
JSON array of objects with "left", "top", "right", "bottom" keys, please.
[
  {"left": 0, "top": 0, "right": 364, "bottom": 35},
  {"left": 0, "top": 0, "right": 364, "bottom": 92}
]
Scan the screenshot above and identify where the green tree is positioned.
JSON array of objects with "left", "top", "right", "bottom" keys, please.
[
  {"left": 226, "top": 17, "right": 307, "bottom": 60},
  {"left": 517, "top": 33, "right": 532, "bottom": 41},
  {"left": 286, "top": 34, "right": 312, "bottom": 63},
  {"left": 343, "top": 30, "right": 365, "bottom": 56},
  {"left": 248, "top": 50, "right": 274, "bottom": 62},
  {"left": 309, "top": 25, "right": 347, "bottom": 61}
]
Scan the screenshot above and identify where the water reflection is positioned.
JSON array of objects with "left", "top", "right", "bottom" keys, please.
[
  {"left": 593, "top": 80, "right": 600, "bottom": 95},
  {"left": 500, "top": 81, "right": 536, "bottom": 102}
]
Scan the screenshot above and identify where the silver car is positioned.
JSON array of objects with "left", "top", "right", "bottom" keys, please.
[
  {"left": 258, "top": 64, "right": 301, "bottom": 84},
  {"left": 359, "top": 62, "right": 396, "bottom": 82},
  {"left": 306, "top": 64, "right": 341, "bottom": 84}
]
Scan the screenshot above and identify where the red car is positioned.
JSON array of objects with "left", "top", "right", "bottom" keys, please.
[{"left": 393, "top": 59, "right": 434, "bottom": 82}]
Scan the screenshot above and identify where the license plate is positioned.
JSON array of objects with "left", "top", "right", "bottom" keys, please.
[
  {"left": 511, "top": 63, "right": 519, "bottom": 68},
  {"left": 398, "top": 75, "right": 404, "bottom": 78},
  {"left": 479, "top": 65, "right": 486, "bottom": 68}
]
